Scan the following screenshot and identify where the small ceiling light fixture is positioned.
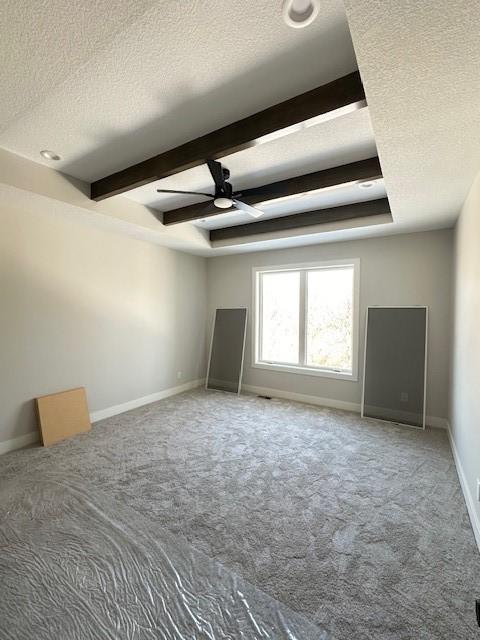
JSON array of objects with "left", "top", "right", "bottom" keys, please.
[
  {"left": 40, "top": 149, "right": 61, "bottom": 161},
  {"left": 282, "top": 0, "right": 320, "bottom": 29},
  {"left": 213, "top": 197, "right": 233, "bottom": 209},
  {"left": 359, "top": 181, "right": 375, "bottom": 189}
]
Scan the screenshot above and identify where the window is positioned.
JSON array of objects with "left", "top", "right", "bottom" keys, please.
[{"left": 253, "top": 260, "right": 359, "bottom": 380}]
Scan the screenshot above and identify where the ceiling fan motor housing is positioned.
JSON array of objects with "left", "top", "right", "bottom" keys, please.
[
  {"left": 156, "top": 159, "right": 263, "bottom": 217},
  {"left": 219, "top": 180, "right": 233, "bottom": 199}
]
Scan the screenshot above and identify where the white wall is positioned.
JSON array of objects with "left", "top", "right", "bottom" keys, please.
[
  {"left": 0, "top": 203, "right": 207, "bottom": 446},
  {"left": 450, "top": 172, "right": 480, "bottom": 546},
  {"left": 207, "top": 230, "right": 453, "bottom": 420}
]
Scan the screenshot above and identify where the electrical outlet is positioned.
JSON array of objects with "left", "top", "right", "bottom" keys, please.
[
  {"left": 477, "top": 479, "right": 480, "bottom": 502},
  {"left": 177, "top": 371, "right": 183, "bottom": 380},
  {"left": 400, "top": 392, "right": 409, "bottom": 403}
]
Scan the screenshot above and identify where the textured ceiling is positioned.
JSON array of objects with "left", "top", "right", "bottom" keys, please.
[
  {"left": 0, "top": 0, "right": 356, "bottom": 183},
  {"left": 0, "top": 0, "right": 159, "bottom": 132},
  {"left": 1, "top": 0, "right": 476, "bottom": 255},
  {"left": 343, "top": 0, "right": 480, "bottom": 230}
]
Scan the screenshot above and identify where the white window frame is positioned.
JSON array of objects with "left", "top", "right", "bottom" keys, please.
[{"left": 252, "top": 259, "right": 360, "bottom": 381}]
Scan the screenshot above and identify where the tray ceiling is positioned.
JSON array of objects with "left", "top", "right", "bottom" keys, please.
[{"left": 1, "top": 0, "right": 477, "bottom": 255}]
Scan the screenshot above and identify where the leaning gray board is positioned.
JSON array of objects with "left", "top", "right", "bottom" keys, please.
[
  {"left": 206, "top": 308, "right": 247, "bottom": 394},
  {"left": 362, "top": 306, "right": 427, "bottom": 429}
]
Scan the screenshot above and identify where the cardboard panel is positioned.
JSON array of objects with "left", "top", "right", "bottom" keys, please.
[{"left": 36, "top": 387, "right": 91, "bottom": 447}]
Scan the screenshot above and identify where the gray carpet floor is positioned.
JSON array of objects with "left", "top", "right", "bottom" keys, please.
[{"left": 1, "top": 389, "right": 479, "bottom": 639}]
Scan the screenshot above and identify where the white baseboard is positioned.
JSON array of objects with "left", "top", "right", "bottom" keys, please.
[
  {"left": 242, "top": 384, "right": 360, "bottom": 413},
  {"left": 242, "top": 384, "right": 447, "bottom": 430},
  {"left": 0, "top": 431, "right": 39, "bottom": 455},
  {"left": 90, "top": 378, "right": 205, "bottom": 423},
  {"left": 446, "top": 422, "right": 480, "bottom": 552},
  {"left": 426, "top": 416, "right": 449, "bottom": 429},
  {"left": 0, "top": 379, "right": 205, "bottom": 455}
]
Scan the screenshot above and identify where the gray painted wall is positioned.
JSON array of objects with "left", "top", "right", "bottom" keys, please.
[
  {"left": 450, "top": 172, "right": 480, "bottom": 539},
  {"left": 0, "top": 201, "right": 455, "bottom": 451},
  {"left": 207, "top": 230, "right": 453, "bottom": 419},
  {"left": 0, "top": 203, "right": 207, "bottom": 444}
]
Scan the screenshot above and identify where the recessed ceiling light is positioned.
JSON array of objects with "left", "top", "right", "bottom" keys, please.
[
  {"left": 282, "top": 0, "right": 320, "bottom": 29},
  {"left": 359, "top": 181, "right": 375, "bottom": 189},
  {"left": 40, "top": 149, "right": 61, "bottom": 161}
]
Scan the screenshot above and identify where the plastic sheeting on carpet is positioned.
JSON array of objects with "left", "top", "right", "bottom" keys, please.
[{"left": 0, "top": 473, "right": 326, "bottom": 639}]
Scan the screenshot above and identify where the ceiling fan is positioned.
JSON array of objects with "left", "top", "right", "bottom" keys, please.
[{"left": 156, "top": 159, "right": 264, "bottom": 218}]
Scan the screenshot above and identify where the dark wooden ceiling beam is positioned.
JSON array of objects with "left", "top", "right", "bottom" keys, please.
[
  {"left": 163, "top": 156, "right": 382, "bottom": 225},
  {"left": 90, "top": 71, "right": 365, "bottom": 201},
  {"left": 210, "top": 198, "right": 391, "bottom": 243}
]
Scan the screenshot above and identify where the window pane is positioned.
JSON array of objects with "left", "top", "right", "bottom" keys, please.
[
  {"left": 261, "top": 272, "right": 300, "bottom": 364},
  {"left": 306, "top": 267, "right": 353, "bottom": 372}
]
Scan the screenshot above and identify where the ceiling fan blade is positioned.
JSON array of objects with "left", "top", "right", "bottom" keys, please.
[
  {"left": 194, "top": 201, "right": 225, "bottom": 222},
  {"left": 206, "top": 159, "right": 226, "bottom": 191},
  {"left": 156, "top": 189, "right": 213, "bottom": 198},
  {"left": 232, "top": 199, "right": 264, "bottom": 218}
]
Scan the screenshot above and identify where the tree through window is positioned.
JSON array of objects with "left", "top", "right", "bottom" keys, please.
[{"left": 255, "top": 261, "right": 358, "bottom": 378}]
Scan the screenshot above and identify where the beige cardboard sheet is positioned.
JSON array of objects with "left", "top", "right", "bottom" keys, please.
[{"left": 36, "top": 387, "right": 91, "bottom": 447}]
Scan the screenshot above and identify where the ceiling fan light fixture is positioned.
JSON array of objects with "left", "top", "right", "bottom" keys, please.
[
  {"left": 213, "top": 197, "right": 233, "bottom": 209},
  {"left": 158, "top": 160, "right": 264, "bottom": 220},
  {"left": 282, "top": 0, "right": 320, "bottom": 29}
]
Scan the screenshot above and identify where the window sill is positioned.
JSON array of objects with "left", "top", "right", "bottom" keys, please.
[{"left": 252, "top": 361, "right": 357, "bottom": 382}]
